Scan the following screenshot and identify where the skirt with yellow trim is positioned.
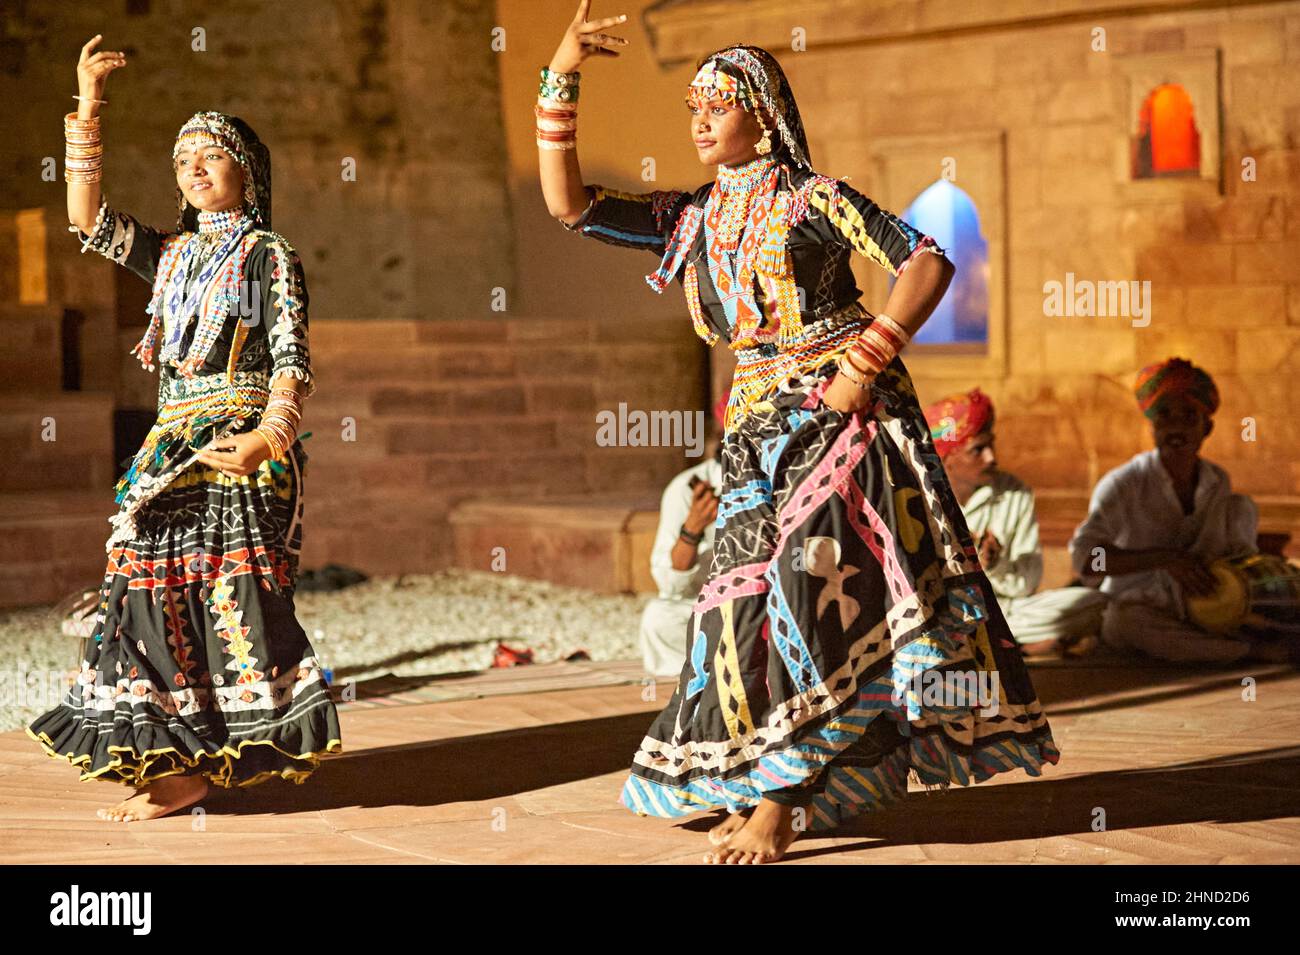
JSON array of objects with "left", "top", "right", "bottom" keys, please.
[
  {"left": 622, "top": 354, "right": 1060, "bottom": 829},
  {"left": 27, "top": 414, "right": 341, "bottom": 789}
]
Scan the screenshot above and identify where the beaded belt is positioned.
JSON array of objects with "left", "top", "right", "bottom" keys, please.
[
  {"left": 725, "top": 301, "right": 872, "bottom": 432},
  {"left": 156, "top": 370, "right": 269, "bottom": 432}
]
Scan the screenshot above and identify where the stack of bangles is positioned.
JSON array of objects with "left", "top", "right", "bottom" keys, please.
[
  {"left": 255, "top": 386, "right": 303, "bottom": 460},
  {"left": 678, "top": 524, "right": 703, "bottom": 546},
  {"left": 837, "top": 313, "right": 911, "bottom": 388},
  {"left": 64, "top": 111, "right": 104, "bottom": 184},
  {"left": 535, "top": 66, "right": 579, "bottom": 151}
]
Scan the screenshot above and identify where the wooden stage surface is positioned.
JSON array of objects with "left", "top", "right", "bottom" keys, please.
[{"left": 1, "top": 657, "right": 1297, "bottom": 864}]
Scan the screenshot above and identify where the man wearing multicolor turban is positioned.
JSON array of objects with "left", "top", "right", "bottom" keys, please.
[
  {"left": 925, "top": 388, "right": 1105, "bottom": 654},
  {"left": 637, "top": 390, "right": 727, "bottom": 675},
  {"left": 1070, "top": 357, "right": 1283, "bottom": 663}
]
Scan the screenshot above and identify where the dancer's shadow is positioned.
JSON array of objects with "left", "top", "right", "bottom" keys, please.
[
  {"left": 330, "top": 642, "right": 496, "bottom": 681},
  {"left": 207, "top": 711, "right": 654, "bottom": 814},
  {"left": 1023, "top": 660, "right": 1294, "bottom": 717},
  {"left": 207, "top": 701, "right": 1300, "bottom": 856},
  {"left": 771, "top": 745, "right": 1300, "bottom": 861}
]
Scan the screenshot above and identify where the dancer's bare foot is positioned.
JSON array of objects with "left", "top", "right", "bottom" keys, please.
[
  {"left": 97, "top": 775, "right": 209, "bottom": 822},
  {"left": 707, "top": 808, "right": 752, "bottom": 846},
  {"left": 704, "top": 798, "right": 803, "bottom": 864}
]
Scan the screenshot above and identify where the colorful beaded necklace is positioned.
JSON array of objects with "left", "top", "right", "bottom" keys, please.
[
  {"left": 131, "top": 205, "right": 256, "bottom": 376},
  {"left": 701, "top": 156, "right": 784, "bottom": 344}
]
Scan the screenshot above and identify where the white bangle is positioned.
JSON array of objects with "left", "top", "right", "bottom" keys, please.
[{"left": 873, "top": 312, "right": 912, "bottom": 345}]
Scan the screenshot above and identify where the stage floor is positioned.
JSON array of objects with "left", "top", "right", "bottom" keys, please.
[{"left": 2, "top": 657, "right": 1298, "bottom": 864}]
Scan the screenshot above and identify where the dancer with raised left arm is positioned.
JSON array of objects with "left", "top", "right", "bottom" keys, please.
[{"left": 27, "top": 36, "right": 340, "bottom": 822}]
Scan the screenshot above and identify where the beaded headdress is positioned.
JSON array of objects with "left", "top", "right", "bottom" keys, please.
[
  {"left": 173, "top": 111, "right": 271, "bottom": 231},
  {"left": 686, "top": 45, "right": 812, "bottom": 170}
]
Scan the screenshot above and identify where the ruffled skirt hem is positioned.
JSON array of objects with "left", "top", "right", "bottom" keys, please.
[{"left": 26, "top": 713, "right": 342, "bottom": 789}]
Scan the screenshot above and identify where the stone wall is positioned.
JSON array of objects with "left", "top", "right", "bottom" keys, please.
[
  {"left": 0, "top": 0, "right": 515, "bottom": 324},
  {"left": 500, "top": 0, "right": 1300, "bottom": 510}
]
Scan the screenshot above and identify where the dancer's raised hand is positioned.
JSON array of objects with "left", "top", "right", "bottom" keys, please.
[
  {"left": 76, "top": 35, "right": 126, "bottom": 116},
  {"left": 549, "top": 0, "right": 629, "bottom": 73}
]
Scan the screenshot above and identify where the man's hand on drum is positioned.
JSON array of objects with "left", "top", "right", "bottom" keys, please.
[{"left": 1165, "top": 552, "right": 1217, "bottom": 598}]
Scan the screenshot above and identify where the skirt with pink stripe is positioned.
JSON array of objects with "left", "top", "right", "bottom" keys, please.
[{"left": 621, "top": 355, "right": 1061, "bottom": 830}]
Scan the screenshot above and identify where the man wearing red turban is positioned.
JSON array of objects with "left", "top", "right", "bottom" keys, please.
[
  {"left": 924, "top": 388, "right": 1105, "bottom": 655},
  {"left": 1134, "top": 356, "right": 1220, "bottom": 421},
  {"left": 1070, "top": 357, "right": 1285, "bottom": 663}
]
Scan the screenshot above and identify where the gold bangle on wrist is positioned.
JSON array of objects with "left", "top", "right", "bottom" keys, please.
[
  {"left": 836, "top": 354, "right": 873, "bottom": 389},
  {"left": 254, "top": 428, "right": 279, "bottom": 458}
]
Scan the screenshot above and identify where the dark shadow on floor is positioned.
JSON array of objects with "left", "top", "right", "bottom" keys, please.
[
  {"left": 1025, "top": 662, "right": 1294, "bottom": 716},
  {"left": 206, "top": 711, "right": 655, "bottom": 815},
  {"left": 778, "top": 745, "right": 1300, "bottom": 854},
  {"left": 331, "top": 642, "right": 498, "bottom": 681},
  {"left": 203, "top": 708, "right": 1300, "bottom": 851}
]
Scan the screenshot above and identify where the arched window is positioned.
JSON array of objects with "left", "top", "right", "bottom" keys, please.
[
  {"left": 1133, "top": 82, "right": 1200, "bottom": 178},
  {"left": 893, "top": 179, "right": 988, "bottom": 346}
]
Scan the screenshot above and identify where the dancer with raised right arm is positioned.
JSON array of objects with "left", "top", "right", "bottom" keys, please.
[{"left": 538, "top": 3, "right": 1062, "bottom": 865}]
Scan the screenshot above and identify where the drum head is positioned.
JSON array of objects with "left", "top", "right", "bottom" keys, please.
[{"left": 1185, "top": 560, "right": 1249, "bottom": 633}]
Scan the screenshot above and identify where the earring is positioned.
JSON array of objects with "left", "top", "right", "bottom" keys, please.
[{"left": 755, "top": 115, "right": 773, "bottom": 156}]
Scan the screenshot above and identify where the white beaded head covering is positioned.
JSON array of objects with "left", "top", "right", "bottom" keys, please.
[
  {"left": 172, "top": 111, "right": 272, "bottom": 231},
  {"left": 687, "top": 45, "right": 812, "bottom": 170}
]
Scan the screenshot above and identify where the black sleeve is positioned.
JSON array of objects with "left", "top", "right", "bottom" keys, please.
[
  {"left": 250, "top": 234, "right": 314, "bottom": 397},
  {"left": 74, "top": 197, "right": 170, "bottom": 285},
  {"left": 562, "top": 184, "right": 693, "bottom": 257},
  {"left": 799, "top": 176, "right": 946, "bottom": 276}
]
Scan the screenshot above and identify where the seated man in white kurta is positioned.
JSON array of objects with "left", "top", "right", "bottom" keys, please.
[
  {"left": 1069, "top": 357, "right": 1287, "bottom": 664},
  {"left": 638, "top": 395, "right": 726, "bottom": 676},
  {"left": 926, "top": 388, "right": 1107, "bottom": 654}
]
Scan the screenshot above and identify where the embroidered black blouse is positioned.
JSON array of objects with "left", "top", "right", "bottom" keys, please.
[{"left": 564, "top": 160, "right": 943, "bottom": 351}]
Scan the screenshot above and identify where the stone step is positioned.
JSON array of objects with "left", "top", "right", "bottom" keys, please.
[
  {"left": 447, "top": 490, "right": 677, "bottom": 594},
  {"left": 0, "top": 304, "right": 64, "bottom": 393},
  {"left": 312, "top": 343, "right": 516, "bottom": 380},
  {"left": 299, "top": 412, "right": 608, "bottom": 459},
  {"left": 0, "top": 490, "right": 116, "bottom": 609},
  {"left": 299, "top": 519, "right": 454, "bottom": 577},
  {"left": 311, "top": 342, "right": 644, "bottom": 382},
  {"left": 301, "top": 447, "right": 594, "bottom": 495},
  {"left": 304, "top": 314, "right": 694, "bottom": 357},
  {"left": 0, "top": 392, "right": 116, "bottom": 492},
  {"left": 308, "top": 319, "right": 502, "bottom": 351},
  {"left": 299, "top": 376, "right": 705, "bottom": 426},
  {"left": 0, "top": 206, "right": 127, "bottom": 393}
]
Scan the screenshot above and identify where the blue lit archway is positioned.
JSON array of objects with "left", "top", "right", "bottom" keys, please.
[{"left": 893, "top": 179, "right": 988, "bottom": 345}]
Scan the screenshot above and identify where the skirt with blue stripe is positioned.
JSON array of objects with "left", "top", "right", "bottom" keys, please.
[{"left": 622, "top": 355, "right": 1061, "bottom": 831}]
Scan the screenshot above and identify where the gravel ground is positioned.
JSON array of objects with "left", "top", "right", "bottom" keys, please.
[{"left": 0, "top": 569, "right": 649, "bottom": 734}]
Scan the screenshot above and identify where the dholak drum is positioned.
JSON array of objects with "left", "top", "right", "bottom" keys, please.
[{"left": 1186, "top": 554, "right": 1300, "bottom": 636}]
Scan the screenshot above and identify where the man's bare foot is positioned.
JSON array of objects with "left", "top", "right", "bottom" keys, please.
[
  {"left": 704, "top": 797, "right": 803, "bottom": 864},
  {"left": 707, "top": 808, "right": 751, "bottom": 846},
  {"left": 1020, "top": 638, "right": 1063, "bottom": 657},
  {"left": 97, "top": 775, "right": 209, "bottom": 822}
]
